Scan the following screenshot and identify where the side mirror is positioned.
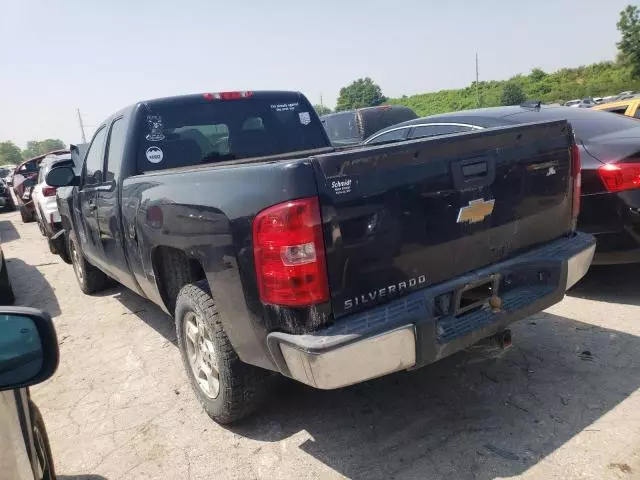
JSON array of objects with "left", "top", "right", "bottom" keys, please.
[
  {"left": 46, "top": 166, "right": 77, "bottom": 188},
  {"left": 0, "top": 307, "right": 59, "bottom": 391}
]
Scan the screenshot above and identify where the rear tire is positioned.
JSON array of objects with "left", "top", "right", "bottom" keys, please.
[
  {"left": 176, "top": 280, "right": 274, "bottom": 424},
  {"left": 29, "top": 402, "right": 56, "bottom": 480},
  {"left": 20, "top": 206, "right": 34, "bottom": 223},
  {"left": 37, "top": 219, "right": 46, "bottom": 236},
  {"left": 68, "top": 230, "right": 109, "bottom": 294},
  {"left": 36, "top": 206, "right": 48, "bottom": 236},
  {"left": 47, "top": 238, "right": 57, "bottom": 255}
]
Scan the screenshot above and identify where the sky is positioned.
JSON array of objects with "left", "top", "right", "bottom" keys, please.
[{"left": 0, "top": 0, "right": 632, "bottom": 147}]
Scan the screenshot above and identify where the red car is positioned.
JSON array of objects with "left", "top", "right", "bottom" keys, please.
[{"left": 12, "top": 150, "right": 68, "bottom": 223}]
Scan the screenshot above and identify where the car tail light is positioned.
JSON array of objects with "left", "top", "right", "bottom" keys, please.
[
  {"left": 42, "top": 186, "right": 57, "bottom": 197},
  {"left": 597, "top": 162, "right": 640, "bottom": 193},
  {"left": 253, "top": 197, "right": 329, "bottom": 306},
  {"left": 203, "top": 91, "right": 253, "bottom": 101},
  {"left": 571, "top": 143, "right": 581, "bottom": 221}
]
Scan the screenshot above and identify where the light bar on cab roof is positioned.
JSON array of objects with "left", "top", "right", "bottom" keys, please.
[{"left": 203, "top": 91, "right": 253, "bottom": 101}]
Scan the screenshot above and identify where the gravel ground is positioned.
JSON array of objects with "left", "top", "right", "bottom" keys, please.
[{"left": 1, "top": 211, "right": 639, "bottom": 480}]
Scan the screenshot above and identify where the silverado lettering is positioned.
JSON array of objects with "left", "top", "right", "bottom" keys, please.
[{"left": 344, "top": 275, "right": 427, "bottom": 311}]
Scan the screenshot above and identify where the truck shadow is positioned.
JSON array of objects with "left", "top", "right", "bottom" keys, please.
[
  {"left": 568, "top": 263, "right": 640, "bottom": 306},
  {"left": 230, "top": 313, "right": 640, "bottom": 480},
  {"left": 6, "top": 257, "right": 61, "bottom": 317},
  {"left": 107, "top": 285, "right": 176, "bottom": 345},
  {"left": 0, "top": 219, "right": 20, "bottom": 242}
]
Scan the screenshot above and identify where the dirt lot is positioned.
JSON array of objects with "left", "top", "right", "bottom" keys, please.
[{"left": 2, "top": 211, "right": 640, "bottom": 480}]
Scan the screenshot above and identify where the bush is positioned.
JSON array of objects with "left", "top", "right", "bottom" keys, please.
[{"left": 387, "top": 62, "right": 640, "bottom": 116}]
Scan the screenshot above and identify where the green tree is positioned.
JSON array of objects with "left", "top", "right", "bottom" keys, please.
[
  {"left": 336, "top": 78, "right": 387, "bottom": 111},
  {"left": 530, "top": 68, "right": 547, "bottom": 82},
  {"left": 314, "top": 104, "right": 332, "bottom": 116},
  {"left": 0, "top": 141, "right": 23, "bottom": 165},
  {"left": 617, "top": 5, "right": 640, "bottom": 75},
  {"left": 500, "top": 83, "right": 527, "bottom": 106},
  {"left": 22, "top": 139, "right": 66, "bottom": 159}
]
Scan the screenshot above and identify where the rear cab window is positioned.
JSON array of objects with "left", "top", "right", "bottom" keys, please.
[{"left": 136, "top": 93, "right": 329, "bottom": 173}]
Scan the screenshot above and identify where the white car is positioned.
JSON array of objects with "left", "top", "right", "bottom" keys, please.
[
  {"left": 565, "top": 98, "right": 595, "bottom": 108},
  {"left": 32, "top": 153, "right": 74, "bottom": 252}
]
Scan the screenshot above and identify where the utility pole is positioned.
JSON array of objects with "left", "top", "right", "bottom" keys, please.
[
  {"left": 320, "top": 93, "right": 324, "bottom": 109},
  {"left": 475, "top": 52, "right": 480, "bottom": 107},
  {"left": 76, "top": 108, "right": 87, "bottom": 143}
]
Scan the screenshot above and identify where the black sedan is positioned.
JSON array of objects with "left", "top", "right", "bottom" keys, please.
[{"left": 364, "top": 105, "right": 640, "bottom": 265}]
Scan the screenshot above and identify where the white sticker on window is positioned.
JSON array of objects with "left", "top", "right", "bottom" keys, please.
[
  {"left": 299, "top": 111, "right": 311, "bottom": 125},
  {"left": 145, "top": 115, "right": 165, "bottom": 142},
  {"left": 146, "top": 146, "right": 163, "bottom": 164},
  {"left": 270, "top": 102, "right": 299, "bottom": 112}
]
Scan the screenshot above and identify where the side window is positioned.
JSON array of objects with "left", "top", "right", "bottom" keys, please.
[
  {"left": 367, "top": 128, "right": 409, "bottom": 145},
  {"left": 105, "top": 119, "right": 126, "bottom": 182},
  {"left": 83, "top": 127, "right": 107, "bottom": 186},
  {"left": 634, "top": 108, "right": 640, "bottom": 119},
  {"left": 410, "top": 124, "right": 475, "bottom": 139}
]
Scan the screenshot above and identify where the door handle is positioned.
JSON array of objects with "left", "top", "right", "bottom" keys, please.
[{"left": 88, "top": 201, "right": 97, "bottom": 212}]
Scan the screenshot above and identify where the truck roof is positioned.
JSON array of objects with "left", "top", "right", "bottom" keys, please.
[{"left": 107, "top": 91, "right": 308, "bottom": 124}]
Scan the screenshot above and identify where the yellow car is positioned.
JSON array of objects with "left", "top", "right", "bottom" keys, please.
[{"left": 592, "top": 98, "right": 640, "bottom": 118}]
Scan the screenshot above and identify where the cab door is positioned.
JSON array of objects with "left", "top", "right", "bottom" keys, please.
[
  {"left": 94, "top": 117, "right": 142, "bottom": 294},
  {"left": 76, "top": 126, "right": 108, "bottom": 265}
]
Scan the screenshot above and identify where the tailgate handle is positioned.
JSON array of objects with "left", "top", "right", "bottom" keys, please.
[{"left": 452, "top": 156, "right": 496, "bottom": 189}]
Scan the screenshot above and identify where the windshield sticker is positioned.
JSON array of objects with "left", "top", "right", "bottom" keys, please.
[
  {"left": 145, "top": 146, "right": 163, "bottom": 164},
  {"left": 271, "top": 102, "right": 299, "bottom": 112},
  {"left": 298, "top": 111, "right": 311, "bottom": 125},
  {"left": 145, "top": 115, "right": 165, "bottom": 142}
]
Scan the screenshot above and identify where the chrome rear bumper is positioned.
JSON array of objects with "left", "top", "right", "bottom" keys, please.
[
  {"left": 267, "top": 232, "right": 596, "bottom": 390},
  {"left": 566, "top": 242, "right": 596, "bottom": 289},
  {"left": 278, "top": 325, "right": 416, "bottom": 389}
]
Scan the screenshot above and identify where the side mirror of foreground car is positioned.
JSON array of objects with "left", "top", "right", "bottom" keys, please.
[
  {"left": 45, "top": 166, "right": 78, "bottom": 188},
  {"left": 0, "top": 307, "right": 59, "bottom": 391}
]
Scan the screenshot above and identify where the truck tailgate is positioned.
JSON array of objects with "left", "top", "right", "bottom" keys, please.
[{"left": 311, "top": 120, "right": 574, "bottom": 317}]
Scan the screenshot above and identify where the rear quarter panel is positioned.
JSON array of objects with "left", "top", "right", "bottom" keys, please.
[{"left": 122, "top": 159, "right": 321, "bottom": 369}]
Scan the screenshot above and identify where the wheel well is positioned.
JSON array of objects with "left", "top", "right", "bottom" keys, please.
[{"left": 152, "top": 246, "right": 206, "bottom": 314}]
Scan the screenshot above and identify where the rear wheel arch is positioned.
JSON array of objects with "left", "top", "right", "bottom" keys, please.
[{"left": 151, "top": 245, "right": 207, "bottom": 314}]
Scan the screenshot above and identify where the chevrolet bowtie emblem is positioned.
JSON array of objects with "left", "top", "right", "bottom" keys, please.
[{"left": 457, "top": 198, "right": 495, "bottom": 224}]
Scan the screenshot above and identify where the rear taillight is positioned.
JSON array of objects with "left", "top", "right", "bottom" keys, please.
[
  {"left": 253, "top": 197, "right": 329, "bottom": 307},
  {"left": 42, "top": 186, "right": 57, "bottom": 197},
  {"left": 597, "top": 162, "right": 640, "bottom": 193},
  {"left": 571, "top": 143, "right": 581, "bottom": 221}
]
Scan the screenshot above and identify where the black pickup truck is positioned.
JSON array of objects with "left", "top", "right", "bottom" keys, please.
[{"left": 47, "top": 90, "right": 595, "bottom": 423}]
